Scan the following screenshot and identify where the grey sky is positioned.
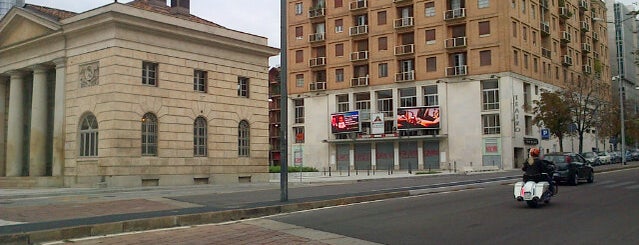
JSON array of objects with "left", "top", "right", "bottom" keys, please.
[{"left": 25, "top": 0, "right": 281, "bottom": 67}]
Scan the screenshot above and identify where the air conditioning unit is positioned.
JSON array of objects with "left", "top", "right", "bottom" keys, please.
[
  {"left": 561, "top": 31, "right": 571, "bottom": 42},
  {"left": 562, "top": 55, "right": 573, "bottom": 66},
  {"left": 583, "top": 65, "right": 592, "bottom": 74}
]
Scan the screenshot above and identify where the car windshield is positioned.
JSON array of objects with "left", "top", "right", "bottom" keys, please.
[
  {"left": 583, "top": 152, "right": 596, "bottom": 158},
  {"left": 597, "top": 152, "right": 606, "bottom": 156},
  {"left": 544, "top": 155, "right": 569, "bottom": 168}
]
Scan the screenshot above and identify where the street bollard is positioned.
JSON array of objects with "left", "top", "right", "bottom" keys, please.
[
  {"left": 408, "top": 163, "right": 412, "bottom": 174},
  {"left": 454, "top": 161, "right": 457, "bottom": 173},
  {"left": 329, "top": 166, "right": 332, "bottom": 177}
]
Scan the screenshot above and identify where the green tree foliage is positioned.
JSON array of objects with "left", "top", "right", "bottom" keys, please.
[{"left": 533, "top": 91, "right": 572, "bottom": 152}]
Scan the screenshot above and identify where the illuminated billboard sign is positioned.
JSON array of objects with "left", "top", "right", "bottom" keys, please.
[
  {"left": 397, "top": 106, "right": 440, "bottom": 130},
  {"left": 330, "top": 111, "right": 361, "bottom": 134}
]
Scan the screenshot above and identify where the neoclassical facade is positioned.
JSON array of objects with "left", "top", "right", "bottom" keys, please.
[{"left": 0, "top": 0, "right": 278, "bottom": 187}]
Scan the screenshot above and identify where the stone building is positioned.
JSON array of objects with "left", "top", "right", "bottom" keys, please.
[
  {"left": 285, "top": 0, "right": 611, "bottom": 172},
  {"left": 0, "top": 0, "right": 278, "bottom": 187}
]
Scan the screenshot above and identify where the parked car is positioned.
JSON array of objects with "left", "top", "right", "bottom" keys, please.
[
  {"left": 581, "top": 152, "right": 601, "bottom": 166},
  {"left": 597, "top": 151, "right": 612, "bottom": 165},
  {"left": 610, "top": 151, "right": 621, "bottom": 163},
  {"left": 631, "top": 150, "right": 639, "bottom": 161},
  {"left": 543, "top": 152, "right": 594, "bottom": 185}
]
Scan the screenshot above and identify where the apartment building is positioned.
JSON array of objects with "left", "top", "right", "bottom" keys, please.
[{"left": 285, "top": 0, "right": 611, "bottom": 171}]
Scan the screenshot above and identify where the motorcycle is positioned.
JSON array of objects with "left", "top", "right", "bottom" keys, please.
[{"left": 514, "top": 173, "right": 557, "bottom": 208}]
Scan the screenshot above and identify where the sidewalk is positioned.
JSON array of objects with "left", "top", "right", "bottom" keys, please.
[{"left": 1, "top": 163, "right": 636, "bottom": 244}]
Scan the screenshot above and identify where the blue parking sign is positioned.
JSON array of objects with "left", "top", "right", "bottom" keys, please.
[{"left": 541, "top": 128, "right": 550, "bottom": 140}]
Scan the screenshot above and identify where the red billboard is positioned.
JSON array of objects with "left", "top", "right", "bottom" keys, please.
[
  {"left": 331, "top": 111, "right": 361, "bottom": 134},
  {"left": 397, "top": 106, "right": 440, "bottom": 130}
]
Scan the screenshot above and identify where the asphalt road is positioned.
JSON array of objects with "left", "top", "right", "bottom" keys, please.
[{"left": 270, "top": 168, "right": 639, "bottom": 245}]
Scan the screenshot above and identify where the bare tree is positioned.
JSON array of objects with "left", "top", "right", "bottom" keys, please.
[{"left": 562, "top": 78, "right": 606, "bottom": 153}]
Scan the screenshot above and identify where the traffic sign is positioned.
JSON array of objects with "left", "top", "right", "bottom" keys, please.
[{"left": 541, "top": 128, "right": 550, "bottom": 140}]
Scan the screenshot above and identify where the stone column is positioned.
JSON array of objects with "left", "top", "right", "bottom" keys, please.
[
  {"left": 52, "top": 58, "right": 67, "bottom": 177},
  {"left": 6, "top": 71, "right": 25, "bottom": 177},
  {"left": 0, "top": 76, "right": 7, "bottom": 177},
  {"left": 29, "top": 65, "right": 48, "bottom": 176}
]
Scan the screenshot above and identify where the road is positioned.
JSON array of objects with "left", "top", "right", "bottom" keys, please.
[{"left": 271, "top": 167, "right": 639, "bottom": 244}]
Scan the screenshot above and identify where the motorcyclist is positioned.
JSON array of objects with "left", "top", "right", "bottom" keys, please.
[{"left": 522, "top": 147, "right": 555, "bottom": 195}]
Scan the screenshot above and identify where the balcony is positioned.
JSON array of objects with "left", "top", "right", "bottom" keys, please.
[
  {"left": 349, "top": 25, "right": 368, "bottom": 36},
  {"left": 593, "top": 32, "right": 599, "bottom": 41},
  {"left": 395, "top": 70, "right": 415, "bottom": 82},
  {"left": 559, "top": 7, "right": 572, "bottom": 19},
  {"left": 445, "top": 37, "right": 467, "bottom": 49},
  {"left": 580, "top": 21, "right": 590, "bottom": 32},
  {"left": 446, "top": 65, "right": 468, "bottom": 76},
  {"left": 350, "top": 51, "right": 369, "bottom": 61},
  {"left": 394, "top": 17, "right": 414, "bottom": 29},
  {"left": 579, "top": 0, "right": 588, "bottom": 11},
  {"left": 394, "top": 44, "right": 415, "bottom": 55},
  {"left": 560, "top": 31, "right": 571, "bottom": 43},
  {"left": 582, "top": 43, "right": 591, "bottom": 53},
  {"left": 351, "top": 76, "right": 369, "bottom": 87},
  {"left": 541, "top": 48, "right": 551, "bottom": 59},
  {"left": 593, "top": 51, "right": 600, "bottom": 59},
  {"left": 562, "top": 55, "right": 573, "bottom": 66},
  {"left": 349, "top": 0, "right": 367, "bottom": 11},
  {"left": 444, "top": 8, "right": 466, "bottom": 21},
  {"left": 308, "top": 8, "right": 325, "bottom": 19},
  {"left": 540, "top": 22, "right": 550, "bottom": 36},
  {"left": 309, "top": 81, "right": 327, "bottom": 91},
  {"left": 582, "top": 65, "right": 592, "bottom": 74},
  {"left": 309, "top": 57, "right": 326, "bottom": 67},
  {"left": 309, "top": 32, "right": 325, "bottom": 42}
]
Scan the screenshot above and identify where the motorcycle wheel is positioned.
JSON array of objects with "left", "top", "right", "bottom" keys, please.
[{"left": 526, "top": 200, "right": 538, "bottom": 208}]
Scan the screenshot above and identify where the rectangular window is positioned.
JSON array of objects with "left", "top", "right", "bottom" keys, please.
[
  {"left": 335, "top": 0, "right": 343, "bottom": 8},
  {"left": 295, "top": 26, "right": 303, "bottom": 39},
  {"left": 482, "top": 114, "right": 501, "bottom": 134},
  {"left": 378, "top": 37, "right": 387, "bottom": 51},
  {"left": 482, "top": 79, "right": 499, "bottom": 110},
  {"left": 335, "top": 43, "right": 344, "bottom": 56},
  {"left": 142, "top": 62, "right": 158, "bottom": 86},
  {"left": 533, "top": 57, "right": 538, "bottom": 72},
  {"left": 480, "top": 50, "right": 491, "bottom": 66},
  {"left": 335, "top": 19, "right": 343, "bottom": 33},
  {"left": 399, "top": 87, "right": 416, "bottom": 107},
  {"left": 378, "top": 63, "right": 388, "bottom": 77},
  {"left": 296, "top": 74, "right": 304, "bottom": 87},
  {"left": 478, "top": 0, "right": 489, "bottom": 8},
  {"left": 425, "top": 29, "right": 436, "bottom": 44},
  {"left": 423, "top": 85, "right": 438, "bottom": 106},
  {"left": 378, "top": 11, "right": 387, "bottom": 25},
  {"left": 513, "top": 50, "right": 519, "bottom": 66},
  {"left": 523, "top": 53, "right": 529, "bottom": 69},
  {"left": 512, "top": 21, "right": 517, "bottom": 37},
  {"left": 425, "top": 2, "right": 435, "bottom": 17},
  {"left": 194, "top": 70, "right": 207, "bottom": 92},
  {"left": 293, "top": 126, "right": 305, "bottom": 143},
  {"left": 337, "top": 94, "right": 349, "bottom": 112},
  {"left": 294, "top": 99, "right": 304, "bottom": 123},
  {"left": 376, "top": 90, "right": 393, "bottom": 117},
  {"left": 295, "top": 2, "right": 303, "bottom": 15},
  {"left": 355, "top": 92, "right": 371, "bottom": 112},
  {"left": 479, "top": 21, "right": 490, "bottom": 36},
  {"left": 336, "top": 68, "right": 344, "bottom": 82},
  {"left": 295, "top": 50, "right": 303, "bottom": 63},
  {"left": 522, "top": 26, "right": 527, "bottom": 41},
  {"left": 426, "top": 57, "right": 436, "bottom": 72},
  {"left": 532, "top": 31, "right": 537, "bottom": 46},
  {"left": 238, "top": 77, "right": 249, "bottom": 97},
  {"left": 521, "top": 0, "right": 526, "bottom": 13}
]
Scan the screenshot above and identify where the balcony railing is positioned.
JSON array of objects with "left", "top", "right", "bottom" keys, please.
[
  {"left": 349, "top": 0, "right": 367, "bottom": 11},
  {"left": 309, "top": 81, "right": 327, "bottom": 91},
  {"left": 395, "top": 70, "right": 415, "bottom": 82},
  {"left": 580, "top": 21, "right": 590, "bottom": 32},
  {"left": 394, "top": 44, "right": 415, "bottom": 55},
  {"left": 444, "top": 8, "right": 466, "bottom": 20},
  {"left": 394, "top": 17, "right": 414, "bottom": 28},
  {"left": 308, "top": 8, "right": 325, "bottom": 18},
  {"left": 559, "top": 7, "right": 571, "bottom": 19},
  {"left": 309, "top": 32, "right": 325, "bottom": 42},
  {"left": 309, "top": 57, "right": 326, "bottom": 67},
  {"left": 560, "top": 31, "right": 571, "bottom": 43},
  {"left": 593, "top": 32, "right": 599, "bottom": 41},
  {"left": 541, "top": 48, "right": 551, "bottom": 59},
  {"left": 445, "top": 37, "right": 467, "bottom": 48},
  {"left": 582, "top": 43, "right": 591, "bottom": 53},
  {"left": 446, "top": 65, "right": 468, "bottom": 76},
  {"left": 579, "top": 0, "right": 588, "bottom": 10},
  {"left": 350, "top": 51, "right": 369, "bottom": 61},
  {"left": 582, "top": 65, "right": 592, "bottom": 74},
  {"left": 351, "top": 76, "right": 369, "bottom": 87},
  {"left": 562, "top": 55, "right": 573, "bottom": 66},
  {"left": 349, "top": 25, "right": 368, "bottom": 36}
]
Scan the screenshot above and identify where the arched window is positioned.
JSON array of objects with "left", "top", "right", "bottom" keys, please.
[
  {"left": 141, "top": 113, "right": 158, "bottom": 156},
  {"left": 238, "top": 120, "right": 250, "bottom": 157},
  {"left": 79, "top": 113, "right": 98, "bottom": 157},
  {"left": 194, "top": 117, "right": 207, "bottom": 157}
]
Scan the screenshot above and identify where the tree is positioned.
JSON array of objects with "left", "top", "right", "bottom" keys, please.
[
  {"left": 562, "top": 79, "right": 606, "bottom": 153},
  {"left": 533, "top": 91, "right": 572, "bottom": 152}
]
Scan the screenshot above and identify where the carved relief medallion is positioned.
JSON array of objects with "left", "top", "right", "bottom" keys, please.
[{"left": 80, "top": 62, "right": 99, "bottom": 88}]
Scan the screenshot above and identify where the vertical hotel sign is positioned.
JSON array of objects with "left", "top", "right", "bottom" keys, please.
[{"left": 483, "top": 138, "right": 501, "bottom": 155}]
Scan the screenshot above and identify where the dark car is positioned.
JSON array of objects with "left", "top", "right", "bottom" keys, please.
[{"left": 543, "top": 152, "right": 594, "bottom": 185}]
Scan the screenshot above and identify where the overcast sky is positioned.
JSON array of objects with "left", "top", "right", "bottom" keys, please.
[{"left": 25, "top": 0, "right": 281, "bottom": 67}]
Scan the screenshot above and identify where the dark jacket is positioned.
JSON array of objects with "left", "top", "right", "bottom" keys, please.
[{"left": 522, "top": 157, "right": 548, "bottom": 182}]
